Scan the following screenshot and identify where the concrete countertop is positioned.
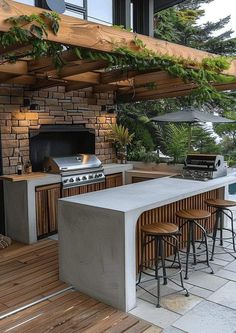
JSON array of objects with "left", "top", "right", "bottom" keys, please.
[
  {"left": 60, "top": 174, "right": 236, "bottom": 213},
  {"left": 103, "top": 163, "right": 133, "bottom": 175},
  {"left": 1, "top": 163, "right": 133, "bottom": 185}
]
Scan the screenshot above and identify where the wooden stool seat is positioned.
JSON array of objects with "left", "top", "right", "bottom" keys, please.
[
  {"left": 176, "top": 208, "right": 213, "bottom": 279},
  {"left": 141, "top": 223, "right": 179, "bottom": 236},
  {"left": 176, "top": 209, "right": 211, "bottom": 220},
  {"left": 205, "top": 198, "right": 236, "bottom": 260},
  {"left": 205, "top": 198, "right": 236, "bottom": 208},
  {"left": 138, "top": 222, "right": 188, "bottom": 307}
]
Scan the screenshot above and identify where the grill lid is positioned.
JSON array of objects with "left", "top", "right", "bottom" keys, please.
[{"left": 44, "top": 154, "right": 102, "bottom": 173}]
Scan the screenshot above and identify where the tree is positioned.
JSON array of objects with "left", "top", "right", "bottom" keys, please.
[{"left": 154, "top": 0, "right": 236, "bottom": 56}]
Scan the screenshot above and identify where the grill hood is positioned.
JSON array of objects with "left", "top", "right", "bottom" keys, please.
[{"left": 44, "top": 154, "right": 102, "bottom": 173}]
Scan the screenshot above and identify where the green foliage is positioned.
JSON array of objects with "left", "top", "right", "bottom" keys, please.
[
  {"left": 109, "top": 123, "right": 134, "bottom": 147},
  {"left": 191, "top": 125, "right": 221, "bottom": 153},
  {"left": 214, "top": 110, "right": 236, "bottom": 142},
  {"left": 0, "top": 11, "right": 63, "bottom": 66},
  {"left": 117, "top": 104, "right": 158, "bottom": 151},
  {"left": 155, "top": 1, "right": 236, "bottom": 56},
  {"left": 156, "top": 124, "right": 189, "bottom": 163},
  {"left": 127, "top": 141, "right": 160, "bottom": 163},
  {"left": 112, "top": 25, "right": 132, "bottom": 32}
]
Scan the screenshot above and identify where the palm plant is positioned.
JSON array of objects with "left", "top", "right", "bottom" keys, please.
[
  {"left": 109, "top": 124, "right": 134, "bottom": 163},
  {"left": 157, "top": 124, "right": 189, "bottom": 163}
]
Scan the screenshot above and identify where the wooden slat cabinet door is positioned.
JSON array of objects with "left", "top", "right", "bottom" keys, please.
[
  {"left": 62, "top": 181, "right": 106, "bottom": 198},
  {"left": 105, "top": 173, "right": 123, "bottom": 188},
  {"left": 35, "top": 183, "right": 61, "bottom": 238}
]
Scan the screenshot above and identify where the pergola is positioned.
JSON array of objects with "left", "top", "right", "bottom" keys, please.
[{"left": 0, "top": 0, "right": 236, "bottom": 103}]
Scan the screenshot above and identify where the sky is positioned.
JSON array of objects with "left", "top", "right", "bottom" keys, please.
[{"left": 199, "top": 0, "right": 236, "bottom": 37}]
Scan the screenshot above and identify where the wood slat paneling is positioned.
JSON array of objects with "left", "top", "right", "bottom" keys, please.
[
  {"left": 105, "top": 173, "right": 123, "bottom": 188},
  {"left": 35, "top": 183, "right": 61, "bottom": 238}
]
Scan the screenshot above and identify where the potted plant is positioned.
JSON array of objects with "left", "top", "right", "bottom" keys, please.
[{"left": 109, "top": 124, "right": 134, "bottom": 164}]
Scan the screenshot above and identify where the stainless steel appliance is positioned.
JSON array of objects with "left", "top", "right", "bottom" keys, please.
[
  {"left": 182, "top": 154, "right": 227, "bottom": 181},
  {"left": 44, "top": 154, "right": 105, "bottom": 189}
]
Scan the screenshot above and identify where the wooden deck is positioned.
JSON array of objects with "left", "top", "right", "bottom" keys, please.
[{"left": 0, "top": 239, "right": 159, "bottom": 333}]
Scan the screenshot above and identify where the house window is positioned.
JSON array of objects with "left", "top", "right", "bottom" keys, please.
[
  {"left": 87, "top": 0, "right": 113, "bottom": 25},
  {"left": 65, "top": 0, "right": 87, "bottom": 19},
  {"left": 14, "top": 1, "right": 87, "bottom": 19}
]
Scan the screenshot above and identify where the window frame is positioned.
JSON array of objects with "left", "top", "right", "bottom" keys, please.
[{"left": 35, "top": 0, "right": 87, "bottom": 19}]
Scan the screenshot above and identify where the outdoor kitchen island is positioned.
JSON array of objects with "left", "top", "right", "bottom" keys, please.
[{"left": 58, "top": 174, "right": 236, "bottom": 312}]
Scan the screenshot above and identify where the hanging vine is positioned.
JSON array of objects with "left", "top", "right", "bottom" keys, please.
[
  {"left": 74, "top": 37, "right": 235, "bottom": 105},
  {"left": 0, "top": 12, "right": 65, "bottom": 68}
]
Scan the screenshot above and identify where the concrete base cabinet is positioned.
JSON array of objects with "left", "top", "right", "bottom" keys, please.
[
  {"left": 35, "top": 173, "right": 123, "bottom": 239},
  {"left": 2, "top": 164, "right": 132, "bottom": 244}
]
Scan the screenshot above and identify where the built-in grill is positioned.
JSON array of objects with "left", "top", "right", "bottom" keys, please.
[
  {"left": 182, "top": 154, "right": 227, "bottom": 181},
  {"left": 44, "top": 154, "right": 105, "bottom": 188}
]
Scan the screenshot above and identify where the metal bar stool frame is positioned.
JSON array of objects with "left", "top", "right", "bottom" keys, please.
[
  {"left": 137, "top": 231, "right": 189, "bottom": 308},
  {"left": 176, "top": 212, "right": 214, "bottom": 280},
  {"left": 209, "top": 207, "right": 236, "bottom": 260}
]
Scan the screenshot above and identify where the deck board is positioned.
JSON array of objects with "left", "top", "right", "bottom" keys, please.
[{"left": 0, "top": 239, "right": 157, "bottom": 332}]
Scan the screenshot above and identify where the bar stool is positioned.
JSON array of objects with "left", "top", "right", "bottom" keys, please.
[
  {"left": 176, "top": 209, "right": 214, "bottom": 279},
  {"left": 137, "top": 222, "right": 189, "bottom": 308},
  {"left": 205, "top": 199, "right": 236, "bottom": 260}
]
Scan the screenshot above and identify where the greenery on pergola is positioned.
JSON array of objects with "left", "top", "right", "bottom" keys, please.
[{"left": 0, "top": 0, "right": 236, "bottom": 106}]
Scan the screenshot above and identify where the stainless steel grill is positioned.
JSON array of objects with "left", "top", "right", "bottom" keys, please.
[
  {"left": 44, "top": 154, "right": 105, "bottom": 188},
  {"left": 182, "top": 154, "right": 227, "bottom": 180}
]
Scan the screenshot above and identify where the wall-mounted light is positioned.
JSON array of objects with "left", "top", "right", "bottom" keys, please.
[
  {"left": 21, "top": 99, "right": 40, "bottom": 112},
  {"left": 101, "top": 105, "right": 117, "bottom": 114},
  {"left": 29, "top": 103, "right": 40, "bottom": 111}
]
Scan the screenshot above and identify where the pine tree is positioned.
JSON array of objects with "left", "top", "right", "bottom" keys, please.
[{"left": 154, "top": 0, "right": 236, "bottom": 55}]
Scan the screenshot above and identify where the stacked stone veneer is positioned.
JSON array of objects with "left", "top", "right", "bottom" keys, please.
[{"left": 0, "top": 85, "right": 116, "bottom": 175}]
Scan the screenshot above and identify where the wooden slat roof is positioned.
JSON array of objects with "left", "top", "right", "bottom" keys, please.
[{"left": 0, "top": 0, "right": 236, "bottom": 103}]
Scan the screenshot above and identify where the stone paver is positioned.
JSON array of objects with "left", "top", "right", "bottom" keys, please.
[
  {"left": 132, "top": 229, "right": 236, "bottom": 332},
  {"left": 129, "top": 299, "right": 180, "bottom": 329},
  {"left": 173, "top": 300, "right": 236, "bottom": 333},
  {"left": 207, "top": 281, "right": 236, "bottom": 310}
]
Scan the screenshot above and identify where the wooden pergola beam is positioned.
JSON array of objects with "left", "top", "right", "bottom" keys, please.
[
  {"left": 64, "top": 72, "right": 100, "bottom": 84},
  {"left": 55, "top": 60, "right": 108, "bottom": 79},
  {"left": 134, "top": 71, "right": 182, "bottom": 86},
  {"left": 0, "top": 61, "right": 28, "bottom": 75},
  {"left": 1, "top": 0, "right": 236, "bottom": 77},
  {"left": 93, "top": 84, "right": 120, "bottom": 93},
  {"left": 117, "top": 82, "right": 236, "bottom": 102},
  {"left": 5, "top": 74, "right": 36, "bottom": 85}
]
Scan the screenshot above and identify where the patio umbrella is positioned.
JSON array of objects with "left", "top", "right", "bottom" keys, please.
[{"left": 151, "top": 108, "right": 236, "bottom": 151}]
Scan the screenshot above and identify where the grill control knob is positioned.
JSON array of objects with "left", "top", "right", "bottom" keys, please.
[
  {"left": 76, "top": 177, "right": 80, "bottom": 181},
  {"left": 69, "top": 178, "right": 74, "bottom": 182},
  {"left": 63, "top": 179, "right": 68, "bottom": 183},
  {"left": 82, "top": 176, "right": 87, "bottom": 180},
  {"left": 89, "top": 174, "right": 93, "bottom": 179}
]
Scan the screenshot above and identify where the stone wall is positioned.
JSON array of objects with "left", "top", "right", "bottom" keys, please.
[{"left": 0, "top": 85, "right": 116, "bottom": 175}]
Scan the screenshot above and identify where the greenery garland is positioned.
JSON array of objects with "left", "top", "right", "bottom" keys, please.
[
  {"left": 0, "top": 11, "right": 235, "bottom": 106},
  {"left": 0, "top": 12, "right": 65, "bottom": 68},
  {"left": 75, "top": 37, "right": 236, "bottom": 105}
]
